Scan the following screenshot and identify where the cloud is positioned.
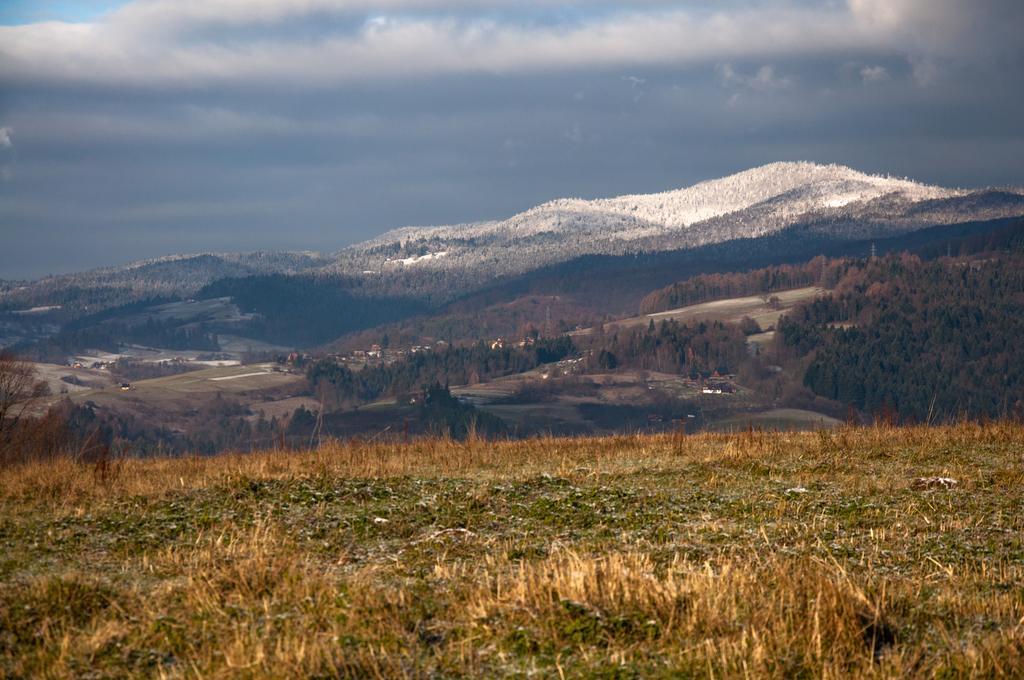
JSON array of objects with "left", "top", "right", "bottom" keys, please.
[
  {"left": 718, "top": 63, "right": 793, "bottom": 93},
  {"left": 0, "top": 3, "right": 870, "bottom": 88},
  {"left": 849, "top": 0, "right": 1024, "bottom": 61},
  {"left": 1, "top": 1, "right": 1019, "bottom": 91},
  {"left": 859, "top": 65, "right": 889, "bottom": 85},
  {"left": 0, "top": 127, "right": 12, "bottom": 147}
]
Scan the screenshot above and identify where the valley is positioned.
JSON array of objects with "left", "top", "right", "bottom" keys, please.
[{"left": 8, "top": 277, "right": 846, "bottom": 450}]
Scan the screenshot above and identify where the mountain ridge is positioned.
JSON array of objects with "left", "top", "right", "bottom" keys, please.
[
  {"left": 357, "top": 161, "right": 958, "bottom": 247},
  {"left": 4, "top": 162, "right": 1023, "bottom": 311},
  {"left": 330, "top": 162, "right": 1023, "bottom": 294}
]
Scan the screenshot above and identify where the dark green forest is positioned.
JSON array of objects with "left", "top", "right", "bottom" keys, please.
[
  {"left": 780, "top": 253, "right": 1024, "bottom": 421},
  {"left": 582, "top": 319, "right": 751, "bottom": 377},
  {"left": 198, "top": 275, "right": 424, "bottom": 347}
]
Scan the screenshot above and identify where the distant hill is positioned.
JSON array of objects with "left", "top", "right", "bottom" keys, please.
[
  {"left": 6, "top": 162, "right": 1023, "bottom": 314},
  {"left": 328, "top": 162, "right": 1024, "bottom": 298},
  {"left": 0, "top": 252, "right": 332, "bottom": 313},
  {"left": 3, "top": 163, "right": 1022, "bottom": 354}
]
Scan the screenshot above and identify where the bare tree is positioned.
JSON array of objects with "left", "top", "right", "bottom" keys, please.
[{"left": 0, "top": 350, "right": 48, "bottom": 437}]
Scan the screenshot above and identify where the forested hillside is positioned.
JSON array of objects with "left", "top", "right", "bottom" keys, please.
[
  {"left": 197, "top": 275, "right": 423, "bottom": 347},
  {"left": 30, "top": 298, "right": 220, "bottom": 361},
  {"left": 582, "top": 319, "right": 750, "bottom": 376},
  {"left": 780, "top": 253, "right": 1024, "bottom": 421}
]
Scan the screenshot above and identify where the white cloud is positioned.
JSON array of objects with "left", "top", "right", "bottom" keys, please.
[
  {"left": 0, "top": 0, "right": 1017, "bottom": 92},
  {"left": 849, "top": 0, "right": 1024, "bottom": 61},
  {"left": 718, "top": 63, "right": 793, "bottom": 93},
  {"left": 0, "top": 127, "right": 12, "bottom": 148},
  {"left": 0, "top": 3, "right": 870, "bottom": 88},
  {"left": 859, "top": 65, "right": 889, "bottom": 84}
]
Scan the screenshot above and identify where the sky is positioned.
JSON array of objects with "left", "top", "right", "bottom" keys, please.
[{"left": 1, "top": 0, "right": 1022, "bottom": 279}]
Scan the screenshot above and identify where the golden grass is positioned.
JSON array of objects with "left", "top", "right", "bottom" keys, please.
[
  {"left": 4, "top": 421, "right": 1019, "bottom": 504},
  {"left": 1, "top": 423, "right": 1023, "bottom": 677}
]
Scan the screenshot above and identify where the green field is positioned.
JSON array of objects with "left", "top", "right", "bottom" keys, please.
[{"left": 2, "top": 424, "right": 1022, "bottom": 677}]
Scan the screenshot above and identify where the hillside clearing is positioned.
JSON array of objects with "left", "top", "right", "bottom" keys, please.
[{"left": 572, "top": 286, "right": 826, "bottom": 336}]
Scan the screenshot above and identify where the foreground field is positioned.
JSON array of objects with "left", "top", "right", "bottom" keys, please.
[{"left": 1, "top": 425, "right": 1023, "bottom": 677}]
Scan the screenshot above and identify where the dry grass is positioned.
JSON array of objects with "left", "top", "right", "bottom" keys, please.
[{"left": 1, "top": 423, "right": 1023, "bottom": 677}]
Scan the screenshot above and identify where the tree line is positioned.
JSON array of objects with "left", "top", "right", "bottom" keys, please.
[
  {"left": 307, "top": 336, "right": 576, "bottom": 411},
  {"left": 580, "top": 319, "right": 750, "bottom": 377}
]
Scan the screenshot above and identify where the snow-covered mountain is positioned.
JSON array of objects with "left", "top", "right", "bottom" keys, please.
[
  {"left": 5, "top": 162, "right": 1023, "bottom": 312},
  {"left": 330, "top": 162, "right": 1024, "bottom": 291},
  {"left": 365, "top": 162, "right": 951, "bottom": 245}
]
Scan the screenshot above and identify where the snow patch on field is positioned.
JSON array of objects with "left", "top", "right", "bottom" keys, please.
[
  {"left": 210, "top": 371, "right": 271, "bottom": 382},
  {"left": 386, "top": 251, "right": 449, "bottom": 266},
  {"left": 13, "top": 305, "right": 62, "bottom": 315}
]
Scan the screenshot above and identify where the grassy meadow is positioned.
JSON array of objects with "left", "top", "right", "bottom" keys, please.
[{"left": 1, "top": 424, "right": 1023, "bottom": 677}]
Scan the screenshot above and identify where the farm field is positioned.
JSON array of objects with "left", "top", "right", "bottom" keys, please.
[
  {"left": 30, "top": 362, "right": 114, "bottom": 396},
  {"left": 573, "top": 286, "right": 827, "bottom": 336},
  {"left": 1, "top": 424, "right": 1021, "bottom": 677},
  {"left": 452, "top": 370, "right": 766, "bottom": 435},
  {"left": 25, "top": 363, "right": 310, "bottom": 433},
  {"left": 70, "top": 363, "right": 303, "bottom": 402}
]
